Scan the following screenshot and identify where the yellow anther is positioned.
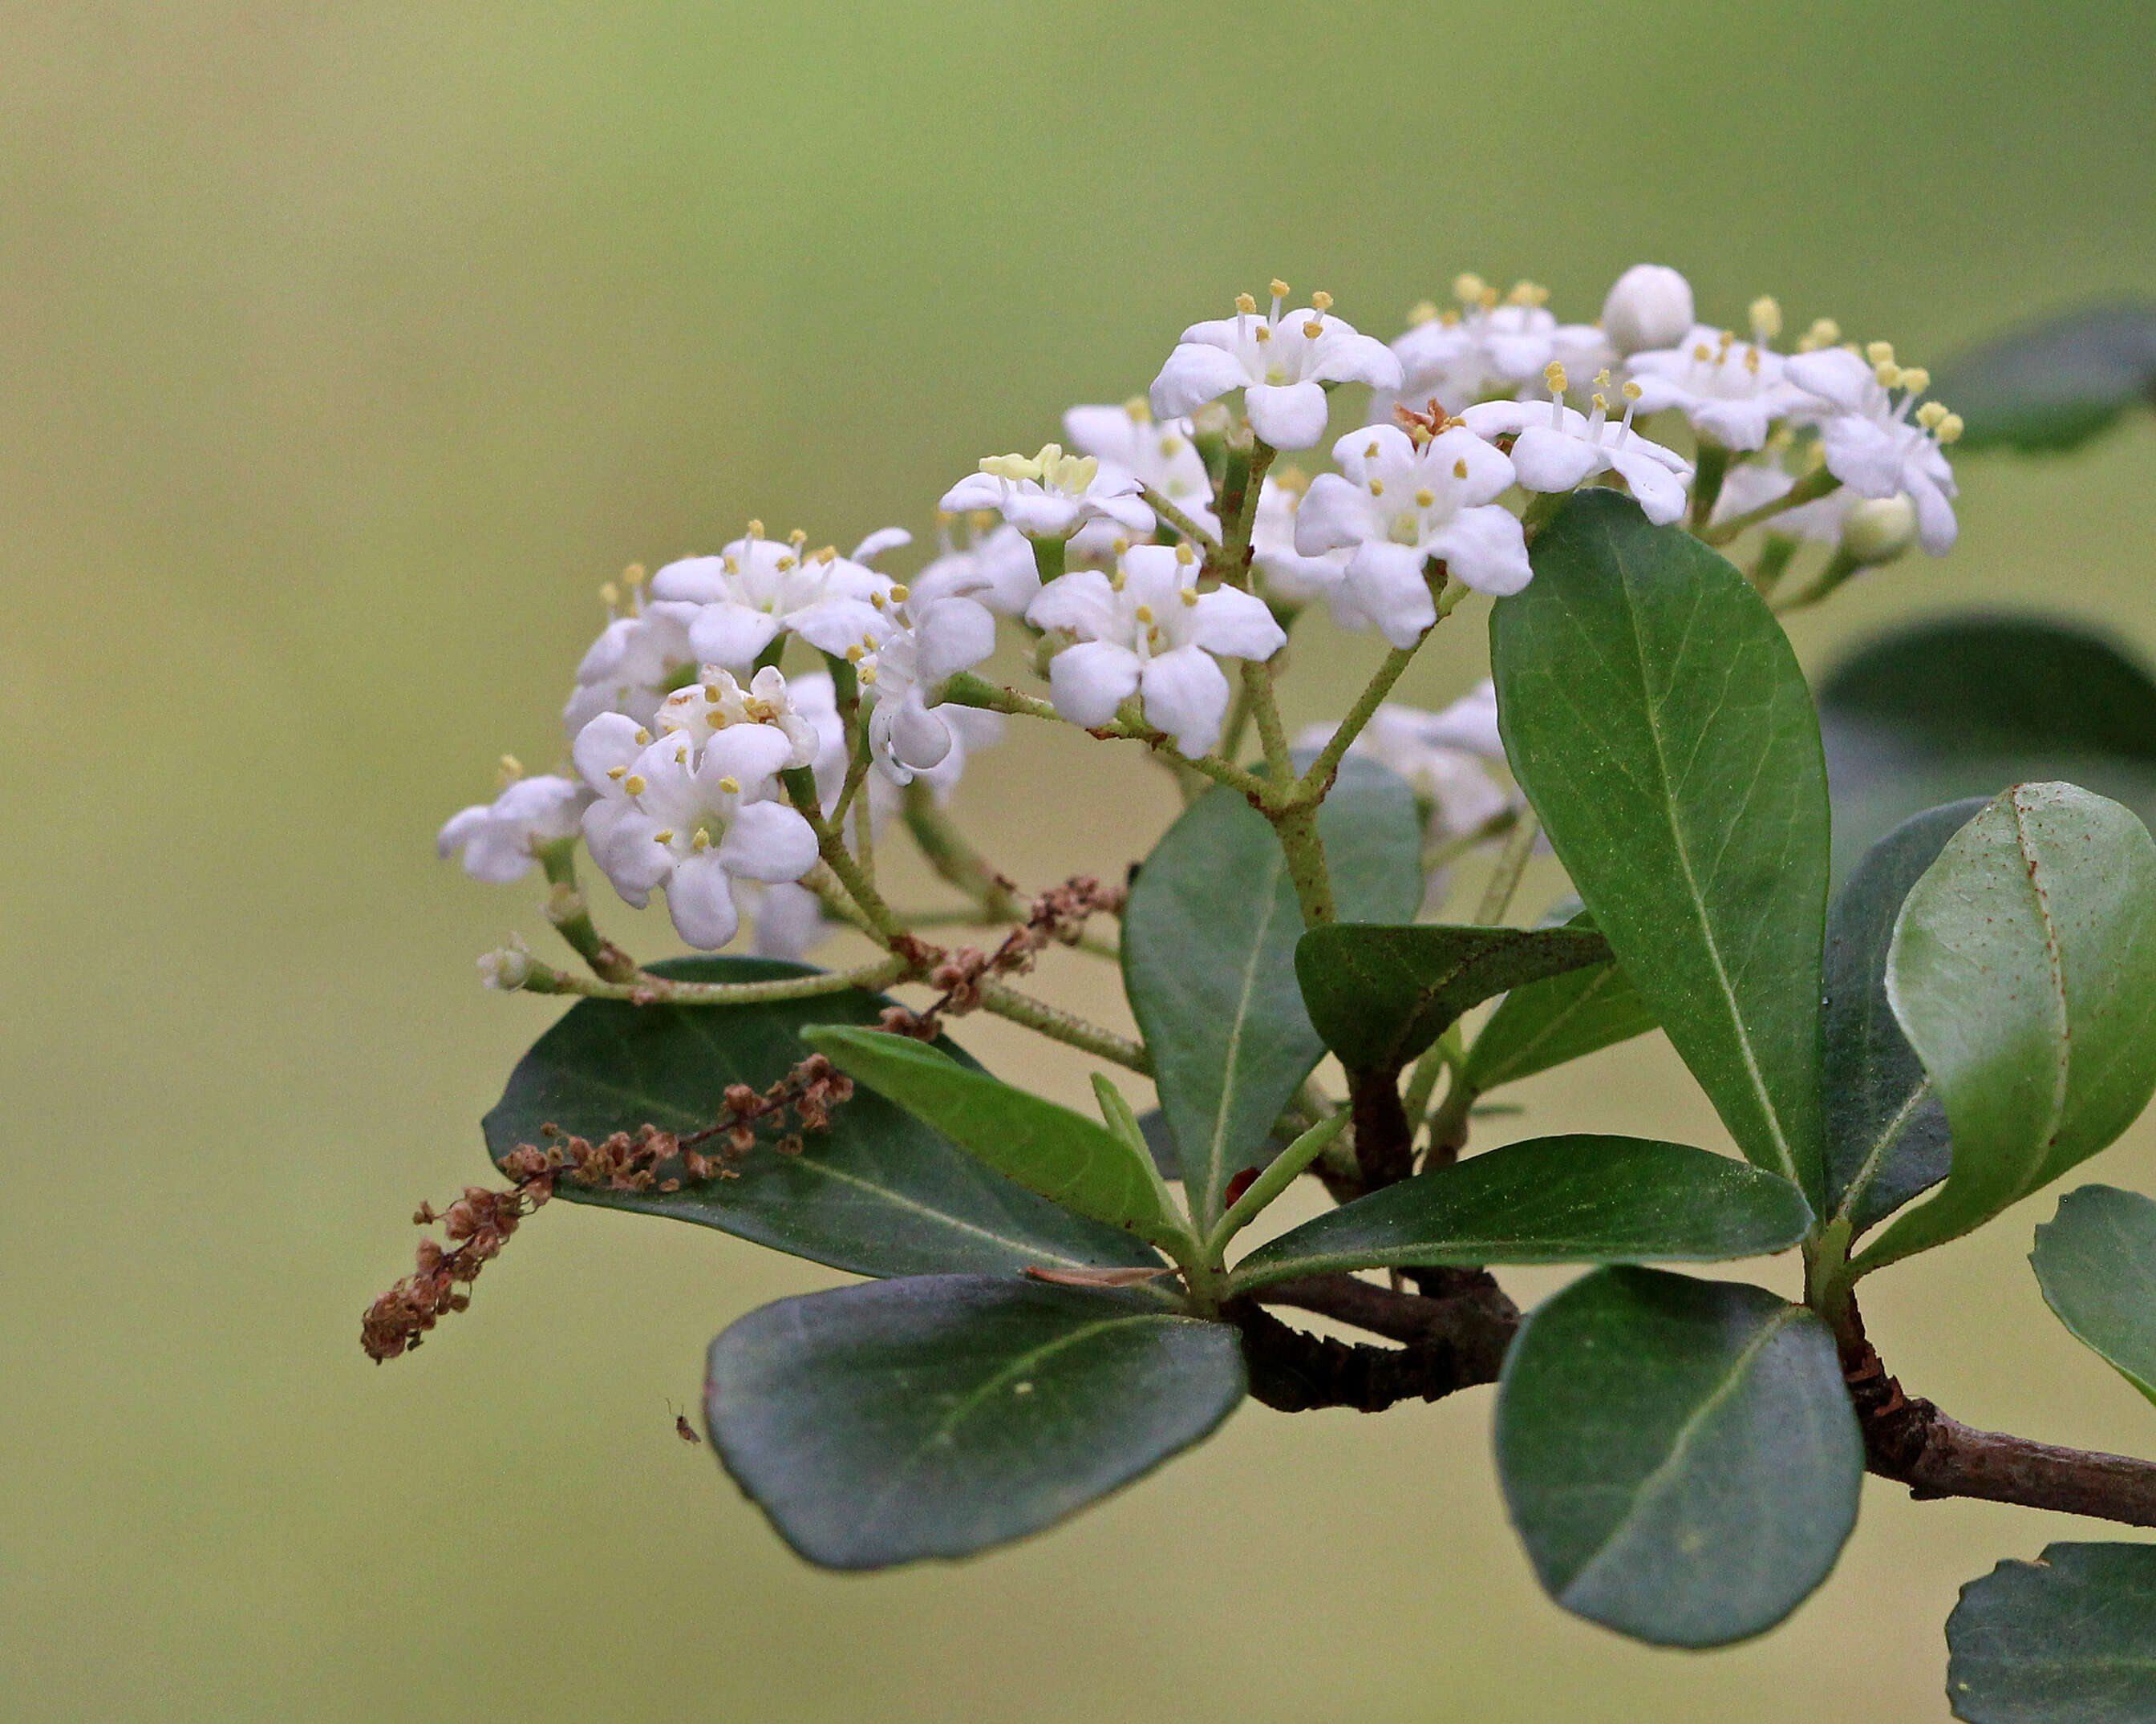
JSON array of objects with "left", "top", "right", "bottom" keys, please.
[
  {"left": 1507, "top": 280, "right": 1549, "bottom": 307},
  {"left": 652, "top": 829, "right": 673, "bottom": 844},
  {"left": 1749, "top": 296, "right": 1783, "bottom": 341},
  {"left": 816, "top": 545, "right": 837, "bottom": 563},
  {"left": 1415, "top": 488, "right": 1436, "bottom": 507},
  {"left": 1110, "top": 569, "right": 1127, "bottom": 591},
  {"left": 980, "top": 451, "right": 1041, "bottom": 482},
  {"left": 859, "top": 666, "right": 879, "bottom": 685},
  {"left": 1111, "top": 536, "right": 1132, "bottom": 555},
  {"left": 692, "top": 829, "right": 711, "bottom": 851},
  {"left": 1158, "top": 435, "right": 1181, "bottom": 459},
  {"left": 622, "top": 562, "right": 646, "bottom": 586},
  {"left": 1874, "top": 360, "right": 1903, "bottom": 388},
  {"left": 1269, "top": 278, "right": 1290, "bottom": 299},
  {"left": 1234, "top": 292, "right": 1258, "bottom": 314},
  {"left": 1898, "top": 366, "right": 1931, "bottom": 395},
  {"left": 746, "top": 519, "right": 764, "bottom": 537},
  {"left": 623, "top": 775, "right": 646, "bottom": 795},
  {"left": 1545, "top": 361, "right": 1568, "bottom": 394},
  {"left": 775, "top": 556, "right": 795, "bottom": 572},
  {"left": 634, "top": 727, "right": 651, "bottom": 745},
  {"left": 1175, "top": 542, "right": 1196, "bottom": 565},
  {"left": 1591, "top": 393, "right": 1610, "bottom": 413},
  {"left": 1623, "top": 380, "right": 1643, "bottom": 400},
  {"left": 1453, "top": 273, "right": 1486, "bottom": 305},
  {"left": 1302, "top": 320, "right": 1324, "bottom": 338},
  {"left": 1254, "top": 324, "right": 1273, "bottom": 343},
  {"left": 717, "top": 775, "right": 740, "bottom": 794},
  {"left": 607, "top": 765, "right": 627, "bottom": 781},
  {"left": 1133, "top": 604, "right": 1155, "bottom": 624},
  {"left": 1937, "top": 412, "right": 1964, "bottom": 443},
  {"left": 1311, "top": 290, "right": 1334, "bottom": 310},
  {"left": 1273, "top": 465, "right": 1309, "bottom": 494},
  {"left": 1180, "top": 587, "right": 1199, "bottom": 606},
  {"left": 1745, "top": 348, "right": 1761, "bottom": 375},
  {"left": 869, "top": 590, "right": 886, "bottom": 609},
  {"left": 704, "top": 683, "right": 723, "bottom": 701},
  {"left": 722, "top": 555, "right": 739, "bottom": 574},
  {"left": 1407, "top": 298, "right": 1439, "bottom": 326},
  {"left": 967, "top": 510, "right": 996, "bottom": 532},
  {"left": 499, "top": 753, "right": 523, "bottom": 780},
  {"left": 844, "top": 643, "right": 865, "bottom": 662},
  {"left": 1123, "top": 395, "right": 1150, "bottom": 421},
  {"left": 1797, "top": 318, "right": 1842, "bottom": 352},
  {"left": 889, "top": 583, "right": 909, "bottom": 602},
  {"left": 1916, "top": 400, "right": 1948, "bottom": 430},
  {"left": 788, "top": 528, "right": 806, "bottom": 545},
  {"left": 1368, "top": 478, "right": 1385, "bottom": 496},
  {"left": 1595, "top": 368, "right": 1613, "bottom": 387},
  {"left": 1364, "top": 439, "right": 1381, "bottom": 458},
  {"left": 1866, "top": 341, "right": 1895, "bottom": 366},
  {"left": 674, "top": 745, "right": 687, "bottom": 764},
  {"left": 1692, "top": 343, "right": 1712, "bottom": 362},
  {"left": 599, "top": 581, "right": 621, "bottom": 607},
  {"left": 1453, "top": 458, "right": 1469, "bottom": 480}
]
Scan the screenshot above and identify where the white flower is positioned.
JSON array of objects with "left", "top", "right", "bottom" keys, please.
[
  {"left": 746, "top": 880, "right": 830, "bottom": 961},
  {"left": 914, "top": 519, "right": 1042, "bottom": 617},
  {"left": 1026, "top": 543, "right": 1285, "bottom": 755},
  {"left": 1250, "top": 473, "right": 1352, "bottom": 610},
  {"left": 646, "top": 524, "right": 895, "bottom": 670},
  {"left": 939, "top": 445, "right": 1153, "bottom": 542},
  {"left": 1150, "top": 283, "right": 1401, "bottom": 451},
  {"left": 651, "top": 665, "right": 822, "bottom": 768},
  {"left": 1599, "top": 265, "right": 1696, "bottom": 357},
  {"left": 571, "top": 715, "right": 820, "bottom": 949},
  {"left": 1461, "top": 366, "right": 1693, "bottom": 526},
  {"left": 1063, "top": 400, "right": 1222, "bottom": 542},
  {"left": 437, "top": 773, "right": 591, "bottom": 884},
  {"left": 1295, "top": 423, "right": 1529, "bottom": 645},
  {"left": 1380, "top": 278, "right": 1610, "bottom": 420},
  {"left": 1785, "top": 343, "right": 1962, "bottom": 555},
  {"left": 1624, "top": 314, "right": 1814, "bottom": 451},
  {"left": 561, "top": 596, "right": 700, "bottom": 736}
]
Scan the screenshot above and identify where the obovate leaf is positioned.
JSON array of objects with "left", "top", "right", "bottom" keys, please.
[
  {"left": 1227, "top": 1135, "right": 1810, "bottom": 1295},
  {"left": 1822, "top": 799, "right": 1984, "bottom": 1236},
  {"left": 1294, "top": 922, "right": 1611, "bottom": 1074},
  {"left": 1494, "top": 1266, "right": 1861, "bottom": 1648},
  {"left": 2032, "top": 1185, "right": 2156, "bottom": 1408},
  {"left": 1947, "top": 1543, "right": 2156, "bottom": 1722},
  {"left": 1930, "top": 299, "right": 2156, "bottom": 453},
  {"left": 804, "top": 1026, "right": 1186, "bottom": 1251},
  {"left": 1461, "top": 910, "right": 1658, "bottom": 1092},
  {"left": 1855, "top": 784, "right": 2156, "bottom": 1276},
  {"left": 1819, "top": 614, "right": 2156, "bottom": 880},
  {"left": 483, "top": 957, "right": 1157, "bottom": 1277},
  {"left": 1491, "top": 488, "right": 1832, "bottom": 1208},
  {"left": 704, "top": 1274, "right": 1244, "bottom": 1570},
  {"left": 1123, "top": 754, "right": 1421, "bottom": 1228}
]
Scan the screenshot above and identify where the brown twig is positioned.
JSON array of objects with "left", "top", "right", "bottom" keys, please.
[{"left": 1228, "top": 1272, "right": 1521, "bottom": 1413}]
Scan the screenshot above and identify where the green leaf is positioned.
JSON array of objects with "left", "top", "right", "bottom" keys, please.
[
  {"left": 1491, "top": 488, "right": 1832, "bottom": 1207},
  {"left": 804, "top": 1026, "right": 1188, "bottom": 1251},
  {"left": 2032, "top": 1185, "right": 2156, "bottom": 1408},
  {"left": 1947, "top": 1543, "right": 2156, "bottom": 1722},
  {"left": 1228, "top": 1135, "right": 1810, "bottom": 1294},
  {"left": 1294, "top": 922, "right": 1612, "bottom": 1074},
  {"left": 1822, "top": 799, "right": 1984, "bottom": 1236},
  {"left": 1856, "top": 784, "right": 2156, "bottom": 1275},
  {"left": 1123, "top": 754, "right": 1422, "bottom": 1226},
  {"left": 1931, "top": 300, "right": 2156, "bottom": 452},
  {"left": 704, "top": 1274, "right": 1244, "bottom": 1570},
  {"left": 1494, "top": 1266, "right": 1861, "bottom": 1648},
  {"left": 1818, "top": 614, "right": 2156, "bottom": 881},
  {"left": 483, "top": 957, "right": 1157, "bottom": 1278},
  {"left": 1462, "top": 910, "right": 1658, "bottom": 1092}
]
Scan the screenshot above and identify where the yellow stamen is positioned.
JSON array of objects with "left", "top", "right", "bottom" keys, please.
[
  {"left": 1368, "top": 478, "right": 1385, "bottom": 496},
  {"left": 1898, "top": 366, "right": 1931, "bottom": 394},
  {"left": 607, "top": 766, "right": 626, "bottom": 780},
  {"left": 1302, "top": 320, "right": 1323, "bottom": 338},
  {"left": 1866, "top": 341, "right": 1895, "bottom": 366},
  {"left": 1269, "top": 278, "right": 1290, "bottom": 299},
  {"left": 1749, "top": 296, "right": 1783, "bottom": 341},
  {"left": 1545, "top": 361, "right": 1568, "bottom": 395},
  {"left": 1407, "top": 298, "right": 1439, "bottom": 326},
  {"left": 652, "top": 829, "right": 673, "bottom": 844},
  {"left": 1936, "top": 413, "right": 1964, "bottom": 443},
  {"left": 1453, "top": 458, "right": 1468, "bottom": 480},
  {"left": 717, "top": 775, "right": 740, "bottom": 794},
  {"left": 1234, "top": 293, "right": 1257, "bottom": 314},
  {"left": 623, "top": 775, "right": 646, "bottom": 795},
  {"left": 1311, "top": 290, "right": 1334, "bottom": 310},
  {"left": 1415, "top": 488, "right": 1435, "bottom": 507},
  {"left": 1180, "top": 588, "right": 1198, "bottom": 607}
]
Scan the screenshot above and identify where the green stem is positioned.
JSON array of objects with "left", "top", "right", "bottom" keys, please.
[
  {"left": 1400, "top": 1025, "right": 1461, "bottom": 1130},
  {"left": 974, "top": 979, "right": 1152, "bottom": 1074},
  {"left": 534, "top": 840, "right": 640, "bottom": 982},
  {"left": 1473, "top": 807, "right": 1540, "bottom": 927},
  {"left": 1702, "top": 467, "right": 1841, "bottom": 546},
  {"left": 1749, "top": 531, "right": 1801, "bottom": 597},
  {"left": 1270, "top": 795, "right": 1338, "bottom": 926},
  {"left": 901, "top": 783, "right": 1021, "bottom": 920},
  {"left": 1244, "top": 658, "right": 1296, "bottom": 785},
  {"left": 1773, "top": 548, "right": 1863, "bottom": 614},
  {"left": 1688, "top": 440, "right": 1731, "bottom": 531},
  {"left": 1141, "top": 484, "right": 1221, "bottom": 551},
  {"left": 1422, "top": 805, "right": 1518, "bottom": 876},
  {"left": 513, "top": 953, "right": 910, "bottom": 1004},
  {"left": 940, "top": 672, "right": 1066, "bottom": 725},
  {"left": 1294, "top": 605, "right": 1445, "bottom": 803},
  {"left": 1206, "top": 1112, "right": 1352, "bottom": 1262},
  {"left": 781, "top": 767, "right": 902, "bottom": 940}
]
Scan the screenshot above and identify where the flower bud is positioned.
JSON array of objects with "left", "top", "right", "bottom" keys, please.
[
  {"left": 1600, "top": 265, "right": 1696, "bottom": 356},
  {"left": 478, "top": 945, "right": 532, "bottom": 990},
  {"left": 1840, "top": 493, "right": 1918, "bottom": 567}
]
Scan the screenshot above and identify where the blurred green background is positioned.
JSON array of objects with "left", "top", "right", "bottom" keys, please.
[{"left": 5, "top": 2, "right": 2154, "bottom": 1718}]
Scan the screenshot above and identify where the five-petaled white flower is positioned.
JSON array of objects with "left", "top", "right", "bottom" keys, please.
[
  {"left": 646, "top": 524, "right": 895, "bottom": 670},
  {"left": 1624, "top": 308, "right": 1814, "bottom": 451},
  {"left": 1785, "top": 342, "right": 1962, "bottom": 555},
  {"left": 939, "top": 444, "right": 1153, "bottom": 542},
  {"left": 1027, "top": 543, "right": 1285, "bottom": 756},
  {"left": 572, "top": 714, "right": 820, "bottom": 950},
  {"left": 650, "top": 665, "right": 822, "bottom": 768},
  {"left": 1462, "top": 365, "right": 1694, "bottom": 526},
  {"left": 437, "top": 773, "right": 591, "bottom": 884},
  {"left": 1150, "top": 282, "right": 1401, "bottom": 451},
  {"left": 914, "top": 517, "right": 1042, "bottom": 617},
  {"left": 1379, "top": 277, "right": 1609, "bottom": 422},
  {"left": 1294, "top": 423, "right": 1529, "bottom": 646},
  {"left": 857, "top": 574, "right": 1000, "bottom": 783},
  {"left": 1063, "top": 400, "right": 1222, "bottom": 544},
  {"left": 562, "top": 589, "right": 700, "bottom": 736}
]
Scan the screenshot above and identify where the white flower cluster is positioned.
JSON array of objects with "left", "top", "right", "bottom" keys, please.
[{"left": 440, "top": 263, "right": 1966, "bottom": 957}]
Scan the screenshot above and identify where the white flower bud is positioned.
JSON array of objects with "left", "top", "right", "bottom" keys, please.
[
  {"left": 478, "top": 945, "right": 532, "bottom": 990},
  {"left": 1600, "top": 265, "right": 1696, "bottom": 356},
  {"left": 1839, "top": 493, "right": 1919, "bottom": 566}
]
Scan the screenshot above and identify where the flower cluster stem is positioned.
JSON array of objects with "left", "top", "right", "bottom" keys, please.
[
  {"left": 1472, "top": 807, "right": 1541, "bottom": 926},
  {"left": 975, "top": 979, "right": 1151, "bottom": 1074},
  {"left": 514, "top": 953, "right": 910, "bottom": 1004},
  {"left": 1702, "top": 466, "right": 1841, "bottom": 545}
]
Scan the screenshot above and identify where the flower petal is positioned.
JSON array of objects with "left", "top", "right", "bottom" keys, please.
[
  {"left": 1426, "top": 505, "right": 1534, "bottom": 597},
  {"left": 648, "top": 556, "right": 732, "bottom": 604},
  {"left": 1244, "top": 381, "right": 1331, "bottom": 451},
  {"left": 572, "top": 711, "right": 650, "bottom": 789},
  {"left": 1048, "top": 640, "right": 1141, "bottom": 727},
  {"left": 1342, "top": 541, "right": 1437, "bottom": 650},
  {"left": 1607, "top": 446, "right": 1691, "bottom": 524},
  {"left": 1295, "top": 472, "right": 1379, "bottom": 553},
  {"left": 666, "top": 852, "right": 743, "bottom": 949},
  {"left": 1188, "top": 587, "right": 1287, "bottom": 662},
  {"left": 716, "top": 800, "right": 821, "bottom": 884},
  {"left": 1026, "top": 569, "right": 1121, "bottom": 638},
  {"left": 1150, "top": 341, "right": 1250, "bottom": 419},
  {"left": 687, "top": 603, "right": 780, "bottom": 670},
  {"left": 1139, "top": 646, "right": 1232, "bottom": 757},
  {"left": 938, "top": 472, "right": 1005, "bottom": 514},
  {"left": 702, "top": 723, "right": 796, "bottom": 793},
  {"left": 914, "top": 595, "right": 999, "bottom": 683},
  {"left": 1495, "top": 423, "right": 1599, "bottom": 494}
]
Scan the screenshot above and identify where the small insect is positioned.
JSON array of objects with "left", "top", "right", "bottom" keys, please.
[{"left": 667, "top": 1398, "right": 703, "bottom": 1444}]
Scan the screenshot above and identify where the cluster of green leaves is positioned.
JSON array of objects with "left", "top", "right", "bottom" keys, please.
[{"left": 486, "top": 481, "right": 2156, "bottom": 1715}]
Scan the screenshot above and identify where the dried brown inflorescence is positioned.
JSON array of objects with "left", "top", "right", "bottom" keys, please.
[
  {"left": 879, "top": 873, "right": 1125, "bottom": 1039},
  {"left": 360, "top": 1053, "right": 855, "bottom": 1362}
]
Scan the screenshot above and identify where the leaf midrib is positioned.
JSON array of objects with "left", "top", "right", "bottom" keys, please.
[{"left": 1199, "top": 844, "right": 1290, "bottom": 1223}]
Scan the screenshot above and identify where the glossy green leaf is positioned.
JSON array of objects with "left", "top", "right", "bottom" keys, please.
[
  {"left": 483, "top": 957, "right": 1157, "bottom": 1278},
  {"left": 705, "top": 1274, "right": 1244, "bottom": 1570},
  {"left": 1495, "top": 1266, "right": 1861, "bottom": 1648},
  {"left": 1947, "top": 1543, "right": 2156, "bottom": 1722},
  {"left": 1462, "top": 910, "right": 1658, "bottom": 1092},
  {"left": 1294, "top": 922, "right": 1611, "bottom": 1074},
  {"left": 1123, "top": 754, "right": 1422, "bottom": 1226},
  {"left": 1822, "top": 799, "right": 1984, "bottom": 1236},
  {"left": 1491, "top": 488, "right": 1831, "bottom": 1207},
  {"left": 1931, "top": 300, "right": 2156, "bottom": 452},
  {"left": 1857, "top": 784, "right": 2156, "bottom": 1275},
  {"left": 2032, "top": 1185, "right": 2156, "bottom": 1408},
  {"left": 1228, "top": 1135, "right": 1810, "bottom": 1295},
  {"left": 804, "top": 1026, "right": 1186, "bottom": 1250},
  {"left": 1819, "top": 615, "right": 2156, "bottom": 880}
]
